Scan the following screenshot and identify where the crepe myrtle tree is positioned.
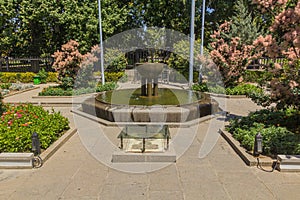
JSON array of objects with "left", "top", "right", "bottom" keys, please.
[
  {"left": 52, "top": 40, "right": 84, "bottom": 89},
  {"left": 251, "top": 0, "right": 300, "bottom": 109},
  {"left": 209, "top": 21, "right": 257, "bottom": 88}
]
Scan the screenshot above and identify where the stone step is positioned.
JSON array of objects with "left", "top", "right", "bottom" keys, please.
[
  {"left": 112, "top": 150, "right": 176, "bottom": 163},
  {"left": 0, "top": 153, "right": 34, "bottom": 169},
  {"left": 278, "top": 155, "right": 300, "bottom": 172}
]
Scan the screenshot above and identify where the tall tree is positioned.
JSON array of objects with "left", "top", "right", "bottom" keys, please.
[{"left": 0, "top": 0, "right": 131, "bottom": 57}]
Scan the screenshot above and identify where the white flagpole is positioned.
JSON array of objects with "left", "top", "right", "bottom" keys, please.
[
  {"left": 199, "top": 0, "right": 206, "bottom": 83},
  {"left": 189, "top": 0, "right": 196, "bottom": 86},
  {"left": 98, "top": 0, "right": 105, "bottom": 85}
]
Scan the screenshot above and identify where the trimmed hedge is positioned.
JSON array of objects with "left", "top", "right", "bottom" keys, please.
[{"left": 0, "top": 72, "right": 58, "bottom": 83}]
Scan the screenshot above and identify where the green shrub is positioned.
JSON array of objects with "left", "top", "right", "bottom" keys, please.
[
  {"left": 104, "top": 72, "right": 125, "bottom": 82},
  {"left": 20, "top": 72, "right": 36, "bottom": 83},
  {"left": 0, "top": 83, "right": 12, "bottom": 89},
  {"left": 225, "top": 84, "right": 263, "bottom": 95},
  {"left": 37, "top": 68, "right": 48, "bottom": 83},
  {"left": 243, "top": 70, "right": 273, "bottom": 84},
  {"left": 192, "top": 83, "right": 263, "bottom": 96},
  {"left": 46, "top": 72, "right": 58, "bottom": 82},
  {"left": 105, "top": 48, "right": 127, "bottom": 72},
  {"left": 39, "top": 86, "right": 73, "bottom": 96},
  {"left": 192, "top": 83, "right": 208, "bottom": 92},
  {"left": 0, "top": 104, "right": 69, "bottom": 152},
  {"left": 227, "top": 108, "right": 300, "bottom": 155},
  {"left": 0, "top": 72, "right": 36, "bottom": 83},
  {"left": 96, "top": 82, "right": 118, "bottom": 92},
  {"left": 0, "top": 92, "right": 5, "bottom": 115},
  {"left": 39, "top": 85, "right": 96, "bottom": 96}
]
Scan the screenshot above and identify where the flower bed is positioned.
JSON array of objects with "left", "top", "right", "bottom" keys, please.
[
  {"left": 0, "top": 104, "right": 69, "bottom": 153},
  {"left": 0, "top": 82, "right": 35, "bottom": 96}
]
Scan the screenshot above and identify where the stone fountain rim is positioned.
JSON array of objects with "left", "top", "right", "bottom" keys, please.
[{"left": 94, "top": 88, "right": 211, "bottom": 107}]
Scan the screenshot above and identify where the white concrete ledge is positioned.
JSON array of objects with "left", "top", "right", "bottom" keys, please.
[
  {"left": 278, "top": 155, "right": 300, "bottom": 172},
  {"left": 0, "top": 153, "right": 34, "bottom": 169},
  {"left": 112, "top": 150, "right": 176, "bottom": 163}
]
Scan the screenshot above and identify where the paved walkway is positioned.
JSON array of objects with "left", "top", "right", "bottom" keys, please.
[{"left": 1, "top": 84, "right": 300, "bottom": 200}]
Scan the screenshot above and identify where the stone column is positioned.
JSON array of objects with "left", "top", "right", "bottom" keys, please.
[
  {"left": 141, "top": 77, "right": 146, "bottom": 96},
  {"left": 147, "top": 79, "right": 152, "bottom": 97},
  {"left": 153, "top": 78, "right": 158, "bottom": 96}
]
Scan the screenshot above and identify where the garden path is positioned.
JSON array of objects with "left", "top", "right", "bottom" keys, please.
[{"left": 0, "top": 83, "right": 299, "bottom": 200}]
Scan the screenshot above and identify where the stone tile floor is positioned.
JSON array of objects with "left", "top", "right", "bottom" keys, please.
[{"left": 0, "top": 83, "right": 300, "bottom": 200}]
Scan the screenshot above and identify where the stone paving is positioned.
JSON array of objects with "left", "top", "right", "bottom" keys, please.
[{"left": 0, "top": 83, "right": 300, "bottom": 200}]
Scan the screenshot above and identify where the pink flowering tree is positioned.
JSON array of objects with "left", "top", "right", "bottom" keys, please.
[
  {"left": 209, "top": 21, "right": 257, "bottom": 87},
  {"left": 52, "top": 40, "right": 84, "bottom": 89},
  {"left": 75, "top": 45, "right": 100, "bottom": 88},
  {"left": 252, "top": 0, "right": 300, "bottom": 109}
]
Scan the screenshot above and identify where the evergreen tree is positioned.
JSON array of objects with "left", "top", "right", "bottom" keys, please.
[{"left": 230, "top": 0, "right": 262, "bottom": 45}]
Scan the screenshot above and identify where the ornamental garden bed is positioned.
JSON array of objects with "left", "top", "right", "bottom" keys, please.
[
  {"left": 0, "top": 82, "right": 38, "bottom": 97},
  {"left": 0, "top": 104, "right": 70, "bottom": 154},
  {"left": 226, "top": 108, "right": 300, "bottom": 162}
]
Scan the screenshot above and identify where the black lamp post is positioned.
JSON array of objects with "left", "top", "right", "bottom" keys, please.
[
  {"left": 254, "top": 132, "right": 263, "bottom": 156},
  {"left": 32, "top": 132, "right": 41, "bottom": 156}
]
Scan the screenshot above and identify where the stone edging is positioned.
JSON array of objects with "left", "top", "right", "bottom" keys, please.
[
  {"left": 3, "top": 86, "right": 40, "bottom": 98},
  {"left": 71, "top": 107, "right": 224, "bottom": 128},
  {"left": 205, "top": 92, "right": 247, "bottom": 99},
  {"left": 0, "top": 128, "right": 77, "bottom": 169},
  {"left": 219, "top": 129, "right": 274, "bottom": 167},
  {"left": 40, "top": 128, "right": 77, "bottom": 163}
]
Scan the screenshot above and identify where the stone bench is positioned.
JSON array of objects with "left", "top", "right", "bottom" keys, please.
[
  {"left": 0, "top": 153, "right": 34, "bottom": 169},
  {"left": 278, "top": 155, "right": 300, "bottom": 172}
]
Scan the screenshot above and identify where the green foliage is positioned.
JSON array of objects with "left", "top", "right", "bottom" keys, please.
[
  {"left": 243, "top": 70, "right": 273, "bottom": 85},
  {"left": 0, "top": 92, "right": 5, "bottom": 116},
  {"left": 192, "top": 83, "right": 263, "bottom": 96},
  {"left": 0, "top": 0, "right": 130, "bottom": 57},
  {"left": 166, "top": 39, "right": 204, "bottom": 82},
  {"left": 0, "top": 72, "right": 36, "bottom": 83},
  {"left": 105, "top": 49, "right": 127, "bottom": 72},
  {"left": 37, "top": 68, "right": 48, "bottom": 84},
  {"left": 46, "top": 72, "right": 58, "bottom": 83},
  {"left": 39, "top": 86, "right": 73, "bottom": 96},
  {"left": 227, "top": 108, "right": 300, "bottom": 155},
  {"left": 0, "top": 104, "right": 69, "bottom": 152},
  {"left": 230, "top": 0, "right": 262, "bottom": 45},
  {"left": 104, "top": 72, "right": 126, "bottom": 82},
  {"left": 225, "top": 84, "right": 263, "bottom": 95},
  {"left": 0, "top": 83, "right": 12, "bottom": 90},
  {"left": 96, "top": 82, "right": 118, "bottom": 92},
  {"left": 191, "top": 83, "right": 209, "bottom": 92}
]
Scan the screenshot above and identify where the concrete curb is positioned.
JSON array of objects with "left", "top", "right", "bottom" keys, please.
[
  {"left": 3, "top": 86, "right": 40, "bottom": 98},
  {"left": 219, "top": 129, "right": 274, "bottom": 167},
  {"left": 205, "top": 92, "right": 247, "bottom": 99},
  {"left": 0, "top": 128, "right": 77, "bottom": 169},
  {"left": 40, "top": 128, "right": 77, "bottom": 163}
]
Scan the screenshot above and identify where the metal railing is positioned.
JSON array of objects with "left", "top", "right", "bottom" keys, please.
[
  {"left": 247, "top": 57, "right": 286, "bottom": 70},
  {"left": 0, "top": 57, "right": 54, "bottom": 72}
]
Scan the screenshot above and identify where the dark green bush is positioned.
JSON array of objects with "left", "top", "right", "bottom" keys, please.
[
  {"left": 227, "top": 108, "right": 300, "bottom": 155},
  {"left": 96, "top": 82, "right": 118, "bottom": 92},
  {"left": 192, "top": 83, "right": 263, "bottom": 96},
  {"left": 37, "top": 68, "right": 48, "bottom": 83}
]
